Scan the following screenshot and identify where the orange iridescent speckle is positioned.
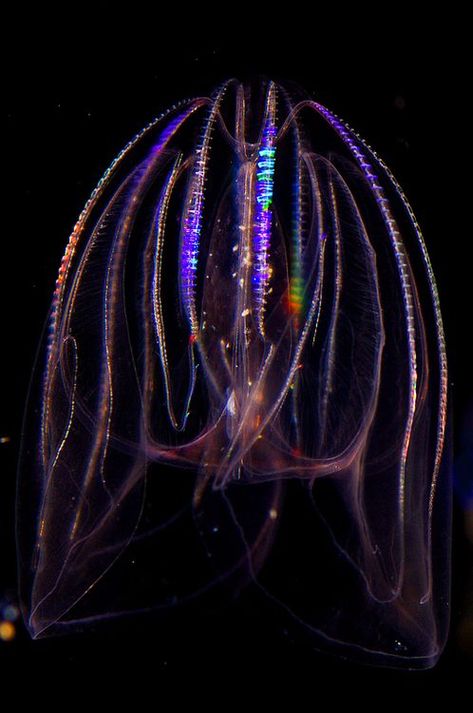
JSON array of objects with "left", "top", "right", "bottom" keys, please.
[{"left": 0, "top": 621, "right": 15, "bottom": 642}]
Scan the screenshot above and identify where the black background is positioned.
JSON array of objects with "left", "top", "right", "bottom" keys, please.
[{"left": 1, "top": 10, "right": 470, "bottom": 703}]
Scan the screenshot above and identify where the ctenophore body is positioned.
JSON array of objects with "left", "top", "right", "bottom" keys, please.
[{"left": 17, "top": 79, "right": 451, "bottom": 668}]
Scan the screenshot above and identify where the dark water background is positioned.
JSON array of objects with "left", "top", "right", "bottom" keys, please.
[{"left": 1, "top": 11, "right": 470, "bottom": 703}]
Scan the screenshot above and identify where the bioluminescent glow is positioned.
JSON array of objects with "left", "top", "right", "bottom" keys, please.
[{"left": 17, "top": 79, "right": 451, "bottom": 668}]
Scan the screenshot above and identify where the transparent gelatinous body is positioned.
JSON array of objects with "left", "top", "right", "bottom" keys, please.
[{"left": 17, "top": 79, "right": 451, "bottom": 667}]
